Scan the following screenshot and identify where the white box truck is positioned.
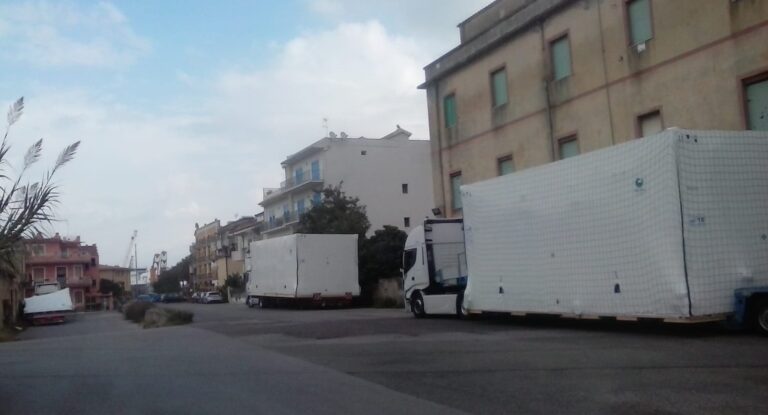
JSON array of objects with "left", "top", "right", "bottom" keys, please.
[
  {"left": 403, "top": 130, "right": 768, "bottom": 333},
  {"left": 245, "top": 234, "right": 360, "bottom": 308}
]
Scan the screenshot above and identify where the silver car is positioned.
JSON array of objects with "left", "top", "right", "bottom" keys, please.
[{"left": 202, "top": 291, "right": 223, "bottom": 304}]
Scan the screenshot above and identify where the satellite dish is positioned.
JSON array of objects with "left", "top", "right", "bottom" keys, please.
[
  {"left": 329, "top": 131, "right": 337, "bottom": 138},
  {"left": 340, "top": 132, "right": 348, "bottom": 138}
]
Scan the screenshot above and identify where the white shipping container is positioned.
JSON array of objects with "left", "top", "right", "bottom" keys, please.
[
  {"left": 247, "top": 234, "right": 360, "bottom": 301},
  {"left": 461, "top": 130, "right": 768, "bottom": 319}
]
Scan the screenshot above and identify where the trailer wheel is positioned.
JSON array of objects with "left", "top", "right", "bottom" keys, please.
[
  {"left": 411, "top": 292, "right": 426, "bottom": 318},
  {"left": 246, "top": 297, "right": 255, "bottom": 308},
  {"left": 755, "top": 300, "right": 768, "bottom": 336}
]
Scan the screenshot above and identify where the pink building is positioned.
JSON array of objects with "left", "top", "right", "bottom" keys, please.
[{"left": 24, "top": 234, "right": 102, "bottom": 311}]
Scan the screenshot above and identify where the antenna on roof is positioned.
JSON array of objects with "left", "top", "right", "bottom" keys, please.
[{"left": 322, "top": 117, "right": 329, "bottom": 137}]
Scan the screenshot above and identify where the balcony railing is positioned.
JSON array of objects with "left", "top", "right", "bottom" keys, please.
[
  {"left": 262, "top": 172, "right": 323, "bottom": 202},
  {"left": 264, "top": 209, "right": 308, "bottom": 231}
]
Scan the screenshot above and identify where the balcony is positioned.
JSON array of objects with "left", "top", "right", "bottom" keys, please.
[
  {"left": 261, "top": 172, "right": 324, "bottom": 204},
  {"left": 263, "top": 210, "right": 308, "bottom": 233}
]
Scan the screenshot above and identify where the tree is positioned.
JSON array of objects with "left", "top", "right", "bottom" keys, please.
[
  {"left": 296, "top": 184, "right": 370, "bottom": 238},
  {"left": 152, "top": 275, "right": 180, "bottom": 294},
  {"left": 224, "top": 274, "right": 244, "bottom": 291},
  {"left": 359, "top": 225, "right": 407, "bottom": 303},
  {"left": 0, "top": 97, "right": 79, "bottom": 277},
  {"left": 152, "top": 256, "right": 190, "bottom": 294},
  {"left": 99, "top": 278, "right": 124, "bottom": 298}
]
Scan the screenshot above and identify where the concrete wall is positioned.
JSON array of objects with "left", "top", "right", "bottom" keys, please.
[{"left": 426, "top": 0, "right": 768, "bottom": 216}]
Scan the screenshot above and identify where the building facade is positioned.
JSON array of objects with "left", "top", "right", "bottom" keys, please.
[
  {"left": 23, "top": 234, "right": 101, "bottom": 311},
  {"left": 98, "top": 265, "right": 132, "bottom": 296},
  {"left": 212, "top": 216, "right": 262, "bottom": 287},
  {"left": 421, "top": 0, "right": 768, "bottom": 217},
  {"left": 191, "top": 220, "right": 220, "bottom": 291},
  {"left": 260, "top": 128, "right": 435, "bottom": 237}
]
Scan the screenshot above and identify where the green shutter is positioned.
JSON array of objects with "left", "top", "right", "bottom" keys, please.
[
  {"left": 444, "top": 95, "right": 457, "bottom": 128},
  {"left": 551, "top": 37, "right": 571, "bottom": 81},
  {"left": 498, "top": 158, "right": 514, "bottom": 175},
  {"left": 559, "top": 140, "right": 579, "bottom": 160},
  {"left": 629, "top": 0, "right": 652, "bottom": 45},
  {"left": 746, "top": 79, "right": 768, "bottom": 131},
  {"left": 491, "top": 69, "right": 508, "bottom": 107},
  {"left": 451, "top": 174, "right": 462, "bottom": 210}
]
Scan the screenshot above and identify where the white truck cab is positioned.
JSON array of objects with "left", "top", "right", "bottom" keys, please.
[{"left": 403, "top": 219, "right": 467, "bottom": 317}]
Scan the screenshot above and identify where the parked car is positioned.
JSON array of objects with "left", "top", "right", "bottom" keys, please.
[
  {"left": 201, "top": 291, "right": 223, "bottom": 304},
  {"left": 136, "top": 293, "right": 161, "bottom": 303},
  {"left": 160, "top": 293, "right": 184, "bottom": 303}
]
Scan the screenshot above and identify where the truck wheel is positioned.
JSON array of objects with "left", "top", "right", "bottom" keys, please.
[
  {"left": 755, "top": 300, "right": 768, "bottom": 336},
  {"left": 411, "top": 292, "right": 426, "bottom": 318},
  {"left": 246, "top": 297, "right": 255, "bottom": 308}
]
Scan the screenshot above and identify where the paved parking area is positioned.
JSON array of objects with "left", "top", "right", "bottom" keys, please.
[
  {"left": 2, "top": 302, "right": 767, "bottom": 414},
  {"left": 168, "top": 302, "right": 768, "bottom": 414}
]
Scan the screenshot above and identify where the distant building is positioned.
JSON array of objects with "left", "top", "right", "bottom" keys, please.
[
  {"left": 23, "top": 234, "right": 102, "bottom": 311},
  {"left": 212, "top": 216, "right": 263, "bottom": 287},
  {"left": 99, "top": 265, "right": 132, "bottom": 296},
  {"left": 191, "top": 220, "right": 220, "bottom": 291},
  {"left": 420, "top": 0, "right": 768, "bottom": 217},
  {"left": 259, "top": 127, "right": 434, "bottom": 237}
]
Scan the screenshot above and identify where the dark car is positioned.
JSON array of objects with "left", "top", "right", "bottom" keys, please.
[
  {"left": 136, "top": 293, "right": 161, "bottom": 303},
  {"left": 160, "top": 293, "right": 184, "bottom": 303}
]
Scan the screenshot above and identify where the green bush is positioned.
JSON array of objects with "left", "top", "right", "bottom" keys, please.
[
  {"left": 123, "top": 301, "right": 155, "bottom": 323},
  {"left": 166, "top": 309, "right": 194, "bottom": 325}
]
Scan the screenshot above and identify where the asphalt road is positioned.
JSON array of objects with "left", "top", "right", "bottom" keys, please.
[{"left": 2, "top": 303, "right": 767, "bottom": 414}]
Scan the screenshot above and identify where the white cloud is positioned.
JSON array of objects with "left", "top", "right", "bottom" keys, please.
[
  {"left": 0, "top": 1, "right": 150, "bottom": 67},
  {"left": 308, "top": 0, "right": 345, "bottom": 17}
]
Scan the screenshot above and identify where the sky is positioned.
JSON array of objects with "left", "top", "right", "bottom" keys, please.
[{"left": 0, "top": 0, "right": 492, "bottom": 267}]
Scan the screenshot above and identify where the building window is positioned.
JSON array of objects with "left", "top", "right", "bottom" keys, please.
[
  {"left": 450, "top": 172, "right": 463, "bottom": 211},
  {"left": 637, "top": 110, "right": 663, "bottom": 137},
  {"left": 297, "top": 199, "right": 306, "bottom": 215},
  {"left": 402, "top": 183, "right": 408, "bottom": 194},
  {"left": 627, "top": 0, "right": 653, "bottom": 45},
  {"left": 311, "top": 160, "right": 321, "bottom": 180},
  {"left": 294, "top": 167, "right": 305, "bottom": 186},
  {"left": 74, "top": 290, "right": 84, "bottom": 304},
  {"left": 404, "top": 217, "right": 411, "bottom": 228},
  {"left": 312, "top": 191, "right": 322, "bottom": 206},
  {"left": 558, "top": 136, "right": 580, "bottom": 160},
  {"left": 61, "top": 247, "right": 68, "bottom": 258},
  {"left": 491, "top": 68, "right": 508, "bottom": 108},
  {"left": 444, "top": 94, "right": 457, "bottom": 128},
  {"left": 551, "top": 35, "right": 572, "bottom": 81},
  {"left": 73, "top": 265, "right": 83, "bottom": 279},
  {"left": 498, "top": 155, "right": 515, "bottom": 176},
  {"left": 30, "top": 244, "right": 44, "bottom": 256},
  {"left": 745, "top": 75, "right": 768, "bottom": 131},
  {"left": 32, "top": 267, "right": 45, "bottom": 283}
]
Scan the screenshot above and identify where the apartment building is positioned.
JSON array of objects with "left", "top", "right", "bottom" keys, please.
[
  {"left": 259, "top": 127, "right": 434, "bottom": 237},
  {"left": 191, "top": 220, "right": 219, "bottom": 290},
  {"left": 24, "top": 234, "right": 101, "bottom": 311},
  {"left": 98, "top": 265, "right": 132, "bottom": 295},
  {"left": 420, "top": 0, "right": 768, "bottom": 217},
  {"left": 211, "top": 215, "right": 262, "bottom": 286}
]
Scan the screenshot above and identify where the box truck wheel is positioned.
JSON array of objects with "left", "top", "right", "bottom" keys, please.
[
  {"left": 246, "top": 296, "right": 256, "bottom": 308},
  {"left": 411, "top": 292, "right": 426, "bottom": 318},
  {"left": 755, "top": 300, "right": 768, "bottom": 336}
]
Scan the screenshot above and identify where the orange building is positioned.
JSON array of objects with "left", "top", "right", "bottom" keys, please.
[{"left": 24, "top": 233, "right": 103, "bottom": 311}]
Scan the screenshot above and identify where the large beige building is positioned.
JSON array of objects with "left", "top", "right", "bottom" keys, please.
[{"left": 420, "top": 0, "right": 768, "bottom": 217}]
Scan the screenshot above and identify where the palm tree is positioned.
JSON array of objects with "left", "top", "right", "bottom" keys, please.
[{"left": 0, "top": 97, "right": 80, "bottom": 278}]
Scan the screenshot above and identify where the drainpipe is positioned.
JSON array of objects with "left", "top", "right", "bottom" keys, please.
[
  {"left": 597, "top": 0, "right": 616, "bottom": 144},
  {"left": 433, "top": 83, "right": 447, "bottom": 217},
  {"left": 540, "top": 20, "right": 556, "bottom": 162}
]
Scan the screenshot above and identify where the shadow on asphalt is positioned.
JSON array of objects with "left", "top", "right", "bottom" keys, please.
[{"left": 449, "top": 312, "right": 756, "bottom": 339}]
